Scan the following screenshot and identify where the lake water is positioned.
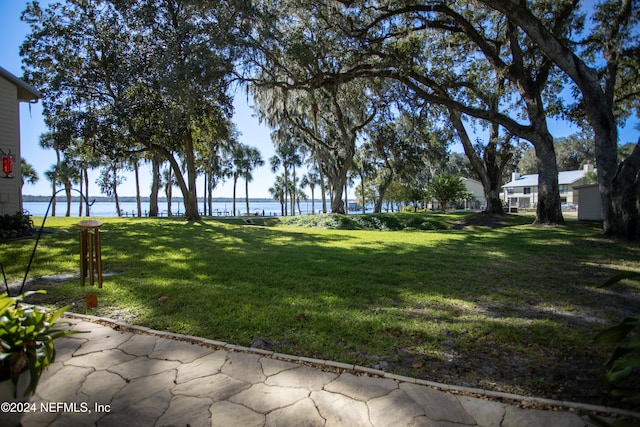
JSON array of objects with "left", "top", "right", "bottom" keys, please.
[{"left": 24, "top": 200, "right": 324, "bottom": 218}]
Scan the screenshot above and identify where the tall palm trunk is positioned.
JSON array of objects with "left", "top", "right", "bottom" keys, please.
[
  {"left": 64, "top": 180, "right": 72, "bottom": 217},
  {"left": 133, "top": 160, "right": 141, "bottom": 217},
  {"left": 245, "top": 177, "right": 250, "bottom": 215},
  {"left": 84, "top": 161, "right": 90, "bottom": 216},
  {"left": 232, "top": 173, "right": 239, "bottom": 216}
]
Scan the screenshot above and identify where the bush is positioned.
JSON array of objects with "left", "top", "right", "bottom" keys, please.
[
  {"left": 281, "top": 212, "right": 448, "bottom": 231},
  {"left": 281, "top": 214, "right": 353, "bottom": 229},
  {"left": 0, "top": 212, "right": 34, "bottom": 241}
]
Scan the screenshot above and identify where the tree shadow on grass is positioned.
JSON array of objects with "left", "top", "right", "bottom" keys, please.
[{"left": 17, "top": 216, "right": 640, "bottom": 408}]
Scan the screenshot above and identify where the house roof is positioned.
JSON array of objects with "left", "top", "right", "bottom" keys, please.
[
  {"left": 502, "top": 169, "right": 589, "bottom": 188},
  {"left": 0, "top": 65, "right": 42, "bottom": 102}
]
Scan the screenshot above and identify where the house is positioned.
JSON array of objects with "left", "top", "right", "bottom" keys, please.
[
  {"left": 501, "top": 164, "right": 595, "bottom": 212},
  {"left": 460, "top": 177, "right": 486, "bottom": 210},
  {"left": 426, "top": 177, "right": 486, "bottom": 211},
  {"left": 0, "top": 66, "right": 41, "bottom": 216}
]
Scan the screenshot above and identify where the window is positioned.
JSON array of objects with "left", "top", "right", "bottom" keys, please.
[
  {"left": 507, "top": 188, "right": 515, "bottom": 194},
  {"left": 523, "top": 187, "right": 531, "bottom": 194}
]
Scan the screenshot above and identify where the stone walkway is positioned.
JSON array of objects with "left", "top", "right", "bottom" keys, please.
[{"left": 7, "top": 315, "right": 636, "bottom": 427}]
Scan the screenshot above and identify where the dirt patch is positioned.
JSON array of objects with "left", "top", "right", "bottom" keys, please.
[{"left": 451, "top": 213, "right": 532, "bottom": 229}]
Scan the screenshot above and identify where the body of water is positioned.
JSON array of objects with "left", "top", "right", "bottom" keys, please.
[{"left": 23, "top": 200, "right": 325, "bottom": 218}]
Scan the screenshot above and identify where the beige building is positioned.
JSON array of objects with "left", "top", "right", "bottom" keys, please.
[
  {"left": 0, "top": 66, "right": 41, "bottom": 215},
  {"left": 501, "top": 164, "right": 595, "bottom": 212}
]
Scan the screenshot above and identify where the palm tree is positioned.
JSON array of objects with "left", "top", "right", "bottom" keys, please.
[
  {"left": 96, "top": 160, "right": 125, "bottom": 217},
  {"left": 127, "top": 154, "right": 142, "bottom": 217},
  {"left": 39, "top": 131, "right": 66, "bottom": 217},
  {"left": 270, "top": 142, "right": 303, "bottom": 216},
  {"left": 242, "top": 146, "right": 264, "bottom": 215},
  {"left": 300, "top": 171, "right": 319, "bottom": 214},
  {"left": 231, "top": 144, "right": 248, "bottom": 216},
  {"left": 20, "top": 159, "right": 38, "bottom": 190},
  {"left": 269, "top": 154, "right": 288, "bottom": 216},
  {"left": 269, "top": 175, "right": 287, "bottom": 216},
  {"left": 295, "top": 187, "right": 308, "bottom": 215},
  {"left": 352, "top": 144, "right": 376, "bottom": 214},
  {"left": 45, "top": 159, "right": 81, "bottom": 217},
  {"left": 66, "top": 143, "right": 100, "bottom": 216}
]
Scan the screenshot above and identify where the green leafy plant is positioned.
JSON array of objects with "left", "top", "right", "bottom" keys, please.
[
  {"left": 590, "top": 272, "right": 640, "bottom": 427},
  {"left": 0, "top": 291, "right": 80, "bottom": 398}
]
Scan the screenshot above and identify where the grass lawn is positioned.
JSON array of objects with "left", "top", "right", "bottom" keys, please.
[{"left": 2, "top": 212, "right": 639, "bottom": 407}]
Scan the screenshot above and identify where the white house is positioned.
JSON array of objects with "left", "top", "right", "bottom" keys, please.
[
  {"left": 461, "top": 177, "right": 486, "bottom": 210},
  {"left": 501, "top": 164, "right": 595, "bottom": 211},
  {"left": 0, "top": 66, "right": 41, "bottom": 216}
]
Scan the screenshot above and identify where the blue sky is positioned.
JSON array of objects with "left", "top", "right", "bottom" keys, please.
[{"left": 1, "top": 1, "right": 638, "bottom": 199}]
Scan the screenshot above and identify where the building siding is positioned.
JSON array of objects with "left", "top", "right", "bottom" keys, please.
[
  {"left": 0, "top": 76, "right": 22, "bottom": 215},
  {"left": 576, "top": 184, "right": 603, "bottom": 221}
]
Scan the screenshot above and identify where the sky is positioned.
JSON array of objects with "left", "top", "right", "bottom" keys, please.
[{"left": 1, "top": 1, "right": 638, "bottom": 200}]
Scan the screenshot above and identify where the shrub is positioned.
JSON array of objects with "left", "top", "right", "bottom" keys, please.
[{"left": 0, "top": 212, "right": 34, "bottom": 241}]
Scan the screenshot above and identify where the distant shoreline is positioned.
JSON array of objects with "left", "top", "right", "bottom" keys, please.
[{"left": 23, "top": 195, "right": 288, "bottom": 204}]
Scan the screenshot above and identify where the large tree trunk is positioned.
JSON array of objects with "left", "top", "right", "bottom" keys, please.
[
  {"left": 325, "top": 159, "right": 348, "bottom": 214},
  {"left": 449, "top": 110, "right": 509, "bottom": 215},
  {"left": 151, "top": 141, "right": 199, "bottom": 221},
  {"left": 330, "top": 186, "right": 346, "bottom": 214},
  {"left": 327, "top": 157, "right": 352, "bottom": 214},
  {"left": 526, "top": 95, "right": 564, "bottom": 225},
  {"left": 533, "top": 134, "right": 564, "bottom": 224},
  {"left": 609, "top": 142, "right": 640, "bottom": 240},
  {"left": 182, "top": 130, "right": 200, "bottom": 221},
  {"left": 374, "top": 171, "right": 394, "bottom": 214},
  {"left": 149, "top": 155, "right": 161, "bottom": 217}
]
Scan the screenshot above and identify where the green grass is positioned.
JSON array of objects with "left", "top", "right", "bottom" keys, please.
[{"left": 2, "top": 212, "right": 639, "bottom": 405}]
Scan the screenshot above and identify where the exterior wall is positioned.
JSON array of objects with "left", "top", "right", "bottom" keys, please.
[
  {"left": 0, "top": 76, "right": 22, "bottom": 215},
  {"left": 577, "top": 184, "right": 603, "bottom": 221},
  {"left": 504, "top": 186, "right": 537, "bottom": 209},
  {"left": 462, "top": 178, "right": 486, "bottom": 209}
]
